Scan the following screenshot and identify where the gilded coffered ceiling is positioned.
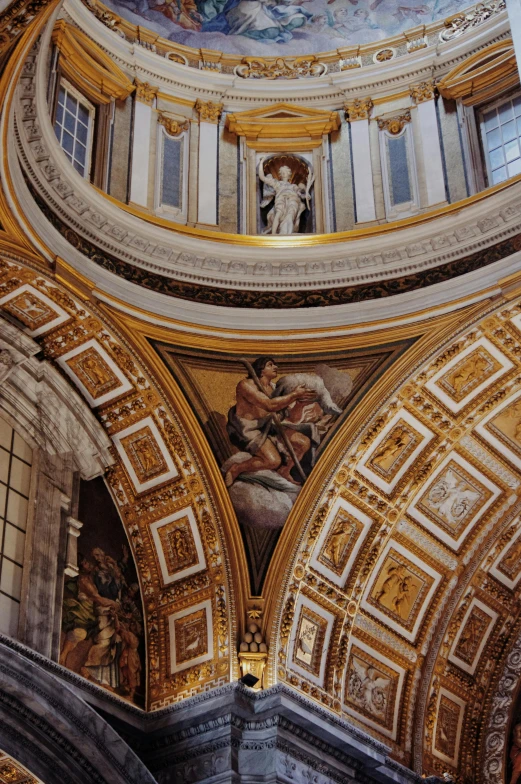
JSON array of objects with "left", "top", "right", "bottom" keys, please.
[
  {"left": 2, "top": 0, "right": 521, "bottom": 780},
  {"left": 3, "top": 244, "right": 521, "bottom": 779}
]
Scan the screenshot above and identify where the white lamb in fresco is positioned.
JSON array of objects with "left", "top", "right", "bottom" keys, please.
[{"left": 273, "top": 373, "right": 342, "bottom": 417}]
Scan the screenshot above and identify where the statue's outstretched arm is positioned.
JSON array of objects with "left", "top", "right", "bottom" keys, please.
[{"left": 258, "top": 156, "right": 269, "bottom": 185}]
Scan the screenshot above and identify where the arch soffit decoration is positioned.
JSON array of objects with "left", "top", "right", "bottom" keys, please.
[
  {"left": 269, "top": 285, "right": 521, "bottom": 778},
  {"left": 0, "top": 252, "right": 238, "bottom": 710}
]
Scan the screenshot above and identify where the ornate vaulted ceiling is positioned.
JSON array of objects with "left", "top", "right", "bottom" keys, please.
[{"left": 1, "top": 0, "right": 521, "bottom": 780}]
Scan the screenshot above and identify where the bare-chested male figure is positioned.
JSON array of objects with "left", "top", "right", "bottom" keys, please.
[{"left": 225, "top": 356, "right": 316, "bottom": 488}]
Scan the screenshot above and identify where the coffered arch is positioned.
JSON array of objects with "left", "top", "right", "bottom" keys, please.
[
  {"left": 0, "top": 251, "right": 238, "bottom": 709},
  {"left": 270, "top": 286, "right": 521, "bottom": 777}
]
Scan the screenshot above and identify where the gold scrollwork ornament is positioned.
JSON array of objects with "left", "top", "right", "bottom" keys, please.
[
  {"left": 377, "top": 110, "right": 412, "bottom": 135},
  {"left": 235, "top": 56, "right": 327, "bottom": 80},
  {"left": 158, "top": 113, "right": 189, "bottom": 136},
  {"left": 345, "top": 98, "right": 373, "bottom": 122},
  {"left": 410, "top": 81, "right": 436, "bottom": 104},
  {"left": 195, "top": 99, "right": 223, "bottom": 123}
]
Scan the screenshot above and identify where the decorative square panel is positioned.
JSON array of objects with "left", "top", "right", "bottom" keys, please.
[
  {"left": 425, "top": 337, "right": 513, "bottom": 413},
  {"left": 448, "top": 598, "right": 497, "bottom": 675},
  {"left": 168, "top": 599, "right": 213, "bottom": 673},
  {"left": 0, "top": 283, "right": 70, "bottom": 336},
  {"left": 57, "top": 338, "right": 133, "bottom": 407},
  {"left": 433, "top": 689, "right": 466, "bottom": 766},
  {"left": 309, "top": 497, "right": 374, "bottom": 586},
  {"left": 0, "top": 762, "right": 32, "bottom": 784},
  {"left": 408, "top": 452, "right": 500, "bottom": 551},
  {"left": 342, "top": 638, "right": 405, "bottom": 740},
  {"left": 150, "top": 505, "right": 206, "bottom": 585},
  {"left": 113, "top": 417, "right": 178, "bottom": 493},
  {"left": 361, "top": 540, "right": 442, "bottom": 642},
  {"left": 490, "top": 524, "right": 521, "bottom": 590},
  {"left": 476, "top": 389, "right": 521, "bottom": 471},
  {"left": 357, "top": 409, "right": 435, "bottom": 494},
  {"left": 288, "top": 594, "right": 335, "bottom": 687}
]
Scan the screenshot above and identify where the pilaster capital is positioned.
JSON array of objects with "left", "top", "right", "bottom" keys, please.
[
  {"left": 134, "top": 78, "right": 158, "bottom": 105},
  {"left": 195, "top": 99, "right": 223, "bottom": 124},
  {"left": 410, "top": 80, "right": 436, "bottom": 104},
  {"left": 344, "top": 98, "right": 373, "bottom": 122}
]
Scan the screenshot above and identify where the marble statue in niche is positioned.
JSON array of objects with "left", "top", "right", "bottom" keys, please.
[{"left": 258, "top": 155, "right": 314, "bottom": 235}]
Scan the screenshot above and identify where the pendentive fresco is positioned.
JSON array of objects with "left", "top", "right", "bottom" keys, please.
[{"left": 154, "top": 340, "right": 412, "bottom": 592}]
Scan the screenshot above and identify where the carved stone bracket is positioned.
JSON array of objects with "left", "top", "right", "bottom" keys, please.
[
  {"left": 158, "top": 112, "right": 189, "bottom": 136},
  {"left": 345, "top": 98, "right": 374, "bottom": 121},
  {"left": 235, "top": 56, "right": 327, "bottom": 80},
  {"left": 377, "top": 109, "right": 412, "bottom": 135},
  {"left": 410, "top": 81, "right": 436, "bottom": 104},
  {"left": 195, "top": 99, "right": 223, "bottom": 124}
]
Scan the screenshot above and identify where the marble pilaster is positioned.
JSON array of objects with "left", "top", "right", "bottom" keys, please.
[
  {"left": 195, "top": 100, "right": 222, "bottom": 226},
  {"left": 345, "top": 100, "right": 377, "bottom": 224}
]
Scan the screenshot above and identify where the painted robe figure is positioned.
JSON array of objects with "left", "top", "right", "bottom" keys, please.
[{"left": 224, "top": 356, "right": 316, "bottom": 486}]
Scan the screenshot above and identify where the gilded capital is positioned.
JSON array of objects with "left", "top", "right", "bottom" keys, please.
[
  {"left": 134, "top": 78, "right": 158, "bottom": 105},
  {"left": 158, "top": 112, "right": 189, "bottom": 136},
  {"left": 195, "top": 99, "right": 223, "bottom": 124},
  {"left": 377, "top": 110, "right": 411, "bottom": 135},
  {"left": 345, "top": 98, "right": 373, "bottom": 122},
  {"left": 410, "top": 81, "right": 436, "bottom": 104}
]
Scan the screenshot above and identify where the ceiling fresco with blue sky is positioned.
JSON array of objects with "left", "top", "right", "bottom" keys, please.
[{"left": 102, "top": 0, "right": 472, "bottom": 55}]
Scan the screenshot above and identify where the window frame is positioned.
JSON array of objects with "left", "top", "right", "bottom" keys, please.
[
  {"left": 378, "top": 121, "right": 420, "bottom": 222},
  {"left": 478, "top": 90, "right": 521, "bottom": 188},
  {"left": 53, "top": 77, "right": 96, "bottom": 181},
  {"left": 154, "top": 120, "right": 190, "bottom": 224},
  {"left": 0, "top": 419, "right": 33, "bottom": 639}
]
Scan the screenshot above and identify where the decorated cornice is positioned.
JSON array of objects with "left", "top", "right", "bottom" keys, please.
[
  {"left": 195, "top": 99, "right": 222, "bottom": 124},
  {"left": 71, "top": 0, "right": 508, "bottom": 81},
  {"left": 51, "top": 19, "right": 134, "bottom": 104},
  {"left": 60, "top": 0, "right": 510, "bottom": 104},
  {"left": 345, "top": 98, "right": 373, "bottom": 122},
  {"left": 437, "top": 38, "right": 517, "bottom": 105},
  {"left": 225, "top": 103, "right": 340, "bottom": 141},
  {"left": 9, "top": 35, "right": 521, "bottom": 304}
]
